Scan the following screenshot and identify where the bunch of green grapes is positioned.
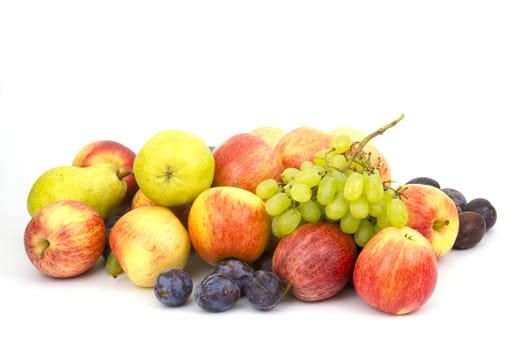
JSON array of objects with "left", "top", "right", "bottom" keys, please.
[{"left": 255, "top": 126, "right": 408, "bottom": 248}]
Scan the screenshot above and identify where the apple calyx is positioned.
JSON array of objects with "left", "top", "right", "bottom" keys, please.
[
  {"left": 433, "top": 219, "right": 450, "bottom": 230},
  {"left": 37, "top": 238, "right": 51, "bottom": 259}
]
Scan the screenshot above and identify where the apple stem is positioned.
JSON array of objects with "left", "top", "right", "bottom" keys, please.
[
  {"left": 345, "top": 113, "right": 405, "bottom": 171},
  {"left": 117, "top": 169, "right": 133, "bottom": 180}
]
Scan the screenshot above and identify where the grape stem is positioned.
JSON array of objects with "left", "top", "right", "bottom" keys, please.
[{"left": 345, "top": 113, "right": 405, "bottom": 171}]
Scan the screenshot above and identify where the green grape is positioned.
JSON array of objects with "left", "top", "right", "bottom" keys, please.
[
  {"left": 383, "top": 187, "right": 396, "bottom": 203},
  {"left": 312, "top": 164, "right": 326, "bottom": 174},
  {"left": 386, "top": 197, "right": 408, "bottom": 228},
  {"left": 313, "top": 149, "right": 330, "bottom": 167},
  {"left": 376, "top": 213, "right": 391, "bottom": 229},
  {"left": 328, "top": 169, "right": 348, "bottom": 193},
  {"left": 281, "top": 167, "right": 299, "bottom": 184},
  {"left": 354, "top": 219, "right": 376, "bottom": 247},
  {"left": 271, "top": 216, "right": 284, "bottom": 237},
  {"left": 330, "top": 133, "right": 352, "bottom": 154},
  {"left": 369, "top": 199, "right": 386, "bottom": 218},
  {"left": 325, "top": 192, "right": 348, "bottom": 221},
  {"left": 273, "top": 208, "right": 302, "bottom": 236},
  {"left": 294, "top": 167, "right": 322, "bottom": 188},
  {"left": 349, "top": 194, "right": 369, "bottom": 219},
  {"left": 290, "top": 183, "right": 312, "bottom": 203},
  {"left": 365, "top": 172, "right": 384, "bottom": 204},
  {"left": 317, "top": 175, "right": 337, "bottom": 205},
  {"left": 255, "top": 178, "right": 280, "bottom": 199},
  {"left": 327, "top": 154, "right": 347, "bottom": 171},
  {"left": 314, "top": 199, "right": 327, "bottom": 219},
  {"left": 344, "top": 171, "right": 365, "bottom": 202},
  {"left": 265, "top": 192, "right": 292, "bottom": 216},
  {"left": 340, "top": 212, "right": 361, "bottom": 234},
  {"left": 298, "top": 200, "right": 322, "bottom": 223},
  {"left": 300, "top": 161, "right": 314, "bottom": 170}
]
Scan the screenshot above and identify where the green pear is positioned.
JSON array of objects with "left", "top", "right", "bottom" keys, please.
[{"left": 27, "top": 164, "right": 128, "bottom": 219}]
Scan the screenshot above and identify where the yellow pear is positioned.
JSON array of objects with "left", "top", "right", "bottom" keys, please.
[
  {"left": 27, "top": 164, "right": 127, "bottom": 219},
  {"left": 133, "top": 129, "right": 215, "bottom": 207}
]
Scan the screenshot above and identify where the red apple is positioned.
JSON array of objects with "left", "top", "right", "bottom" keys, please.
[
  {"left": 274, "top": 127, "right": 333, "bottom": 170},
  {"left": 24, "top": 200, "right": 106, "bottom": 278},
  {"left": 187, "top": 186, "right": 272, "bottom": 265},
  {"left": 109, "top": 206, "right": 191, "bottom": 288},
  {"left": 353, "top": 226, "right": 438, "bottom": 315},
  {"left": 212, "top": 133, "right": 283, "bottom": 194},
  {"left": 72, "top": 140, "right": 137, "bottom": 212},
  {"left": 272, "top": 222, "right": 358, "bottom": 302},
  {"left": 249, "top": 126, "right": 286, "bottom": 148},
  {"left": 131, "top": 188, "right": 192, "bottom": 228},
  {"left": 401, "top": 183, "right": 460, "bottom": 258}
]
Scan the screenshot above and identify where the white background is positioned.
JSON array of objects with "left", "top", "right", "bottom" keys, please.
[{"left": 1, "top": 1, "right": 523, "bottom": 349}]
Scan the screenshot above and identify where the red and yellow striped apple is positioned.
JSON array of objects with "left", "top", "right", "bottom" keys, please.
[
  {"left": 401, "top": 183, "right": 460, "bottom": 258},
  {"left": 272, "top": 222, "right": 358, "bottom": 302},
  {"left": 24, "top": 200, "right": 106, "bottom": 278},
  {"left": 72, "top": 140, "right": 137, "bottom": 213},
  {"left": 212, "top": 133, "right": 283, "bottom": 194},
  {"left": 353, "top": 226, "right": 438, "bottom": 315},
  {"left": 274, "top": 126, "right": 333, "bottom": 169},
  {"left": 187, "top": 186, "right": 272, "bottom": 265}
]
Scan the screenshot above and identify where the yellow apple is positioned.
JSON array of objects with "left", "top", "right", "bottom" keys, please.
[
  {"left": 133, "top": 129, "right": 215, "bottom": 207},
  {"left": 109, "top": 206, "right": 191, "bottom": 287},
  {"left": 131, "top": 188, "right": 192, "bottom": 229},
  {"left": 249, "top": 126, "right": 286, "bottom": 149}
]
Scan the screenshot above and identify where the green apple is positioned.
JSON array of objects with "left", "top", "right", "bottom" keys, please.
[{"left": 133, "top": 129, "right": 215, "bottom": 207}]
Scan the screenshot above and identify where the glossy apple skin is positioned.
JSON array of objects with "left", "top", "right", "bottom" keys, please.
[
  {"left": 401, "top": 184, "right": 459, "bottom": 258},
  {"left": 131, "top": 188, "right": 192, "bottom": 228},
  {"left": 187, "top": 186, "right": 272, "bottom": 265},
  {"left": 272, "top": 222, "right": 357, "bottom": 302},
  {"left": 212, "top": 133, "right": 283, "bottom": 194},
  {"left": 249, "top": 126, "right": 286, "bottom": 149},
  {"left": 109, "top": 206, "right": 191, "bottom": 288},
  {"left": 274, "top": 126, "right": 333, "bottom": 169},
  {"left": 72, "top": 140, "right": 137, "bottom": 210},
  {"left": 24, "top": 200, "right": 106, "bottom": 278},
  {"left": 353, "top": 226, "right": 438, "bottom": 315}
]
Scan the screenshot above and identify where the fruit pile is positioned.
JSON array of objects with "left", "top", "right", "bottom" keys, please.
[{"left": 22, "top": 115, "right": 497, "bottom": 315}]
